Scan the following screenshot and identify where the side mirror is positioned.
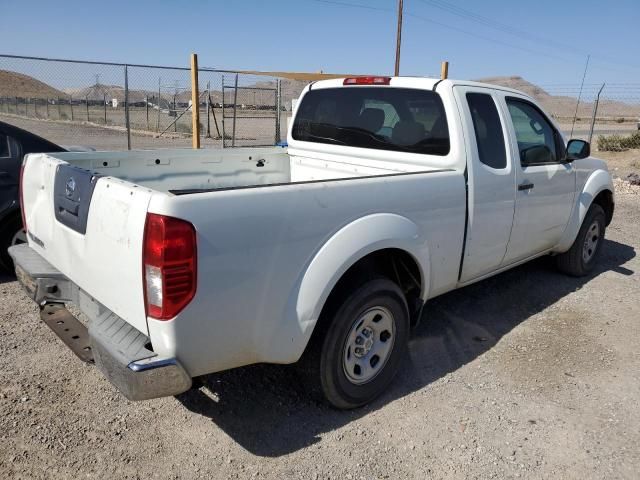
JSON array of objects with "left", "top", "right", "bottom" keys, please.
[{"left": 566, "top": 139, "right": 590, "bottom": 161}]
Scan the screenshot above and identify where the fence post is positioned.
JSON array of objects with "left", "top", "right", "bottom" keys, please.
[
  {"left": 104, "top": 94, "right": 107, "bottom": 124},
  {"left": 86, "top": 95, "right": 89, "bottom": 121},
  {"left": 57, "top": 98, "right": 61, "bottom": 118},
  {"left": 440, "top": 61, "right": 449, "bottom": 80},
  {"left": 190, "top": 53, "right": 201, "bottom": 149},
  {"left": 46, "top": 98, "right": 49, "bottom": 118},
  {"left": 588, "top": 83, "right": 606, "bottom": 145},
  {"left": 275, "top": 79, "right": 282, "bottom": 144},
  {"left": 124, "top": 65, "right": 131, "bottom": 150},
  {"left": 232, "top": 73, "right": 238, "bottom": 148},
  {"left": 156, "top": 77, "right": 161, "bottom": 133},
  {"left": 206, "top": 80, "right": 211, "bottom": 138},
  {"left": 70, "top": 95, "right": 74, "bottom": 121},
  {"left": 221, "top": 75, "right": 225, "bottom": 148},
  {"left": 145, "top": 96, "right": 149, "bottom": 130}
]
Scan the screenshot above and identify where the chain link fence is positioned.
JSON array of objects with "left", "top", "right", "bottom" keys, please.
[
  {"left": 0, "top": 54, "right": 302, "bottom": 151},
  {"left": 541, "top": 83, "right": 640, "bottom": 151},
  {"left": 4, "top": 54, "right": 639, "bottom": 153}
]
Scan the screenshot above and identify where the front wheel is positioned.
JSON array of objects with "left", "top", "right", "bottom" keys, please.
[
  {"left": 303, "top": 278, "right": 410, "bottom": 409},
  {"left": 556, "top": 204, "right": 606, "bottom": 277}
]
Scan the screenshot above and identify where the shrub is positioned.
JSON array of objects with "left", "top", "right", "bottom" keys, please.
[
  {"left": 615, "top": 117, "right": 626, "bottom": 124},
  {"left": 597, "top": 132, "right": 640, "bottom": 151}
]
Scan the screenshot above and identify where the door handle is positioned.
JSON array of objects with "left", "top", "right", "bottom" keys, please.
[{"left": 518, "top": 183, "right": 534, "bottom": 191}]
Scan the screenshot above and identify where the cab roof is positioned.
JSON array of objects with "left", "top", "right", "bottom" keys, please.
[{"left": 308, "top": 76, "right": 532, "bottom": 99}]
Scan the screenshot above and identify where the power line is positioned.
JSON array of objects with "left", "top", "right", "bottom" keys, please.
[
  {"left": 311, "top": 0, "right": 640, "bottom": 74},
  {"left": 312, "top": 0, "right": 390, "bottom": 12},
  {"left": 311, "top": 0, "right": 573, "bottom": 65},
  {"left": 415, "top": 0, "right": 584, "bottom": 55},
  {"left": 414, "top": 0, "right": 640, "bottom": 72},
  {"left": 404, "top": 10, "right": 571, "bottom": 64}
]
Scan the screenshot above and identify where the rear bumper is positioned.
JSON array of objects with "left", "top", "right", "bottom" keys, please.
[{"left": 8, "top": 244, "right": 192, "bottom": 401}]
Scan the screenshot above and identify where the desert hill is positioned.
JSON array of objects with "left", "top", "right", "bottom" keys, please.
[{"left": 0, "top": 69, "right": 65, "bottom": 99}]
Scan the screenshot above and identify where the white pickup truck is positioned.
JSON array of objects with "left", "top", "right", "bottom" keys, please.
[{"left": 10, "top": 76, "right": 614, "bottom": 409}]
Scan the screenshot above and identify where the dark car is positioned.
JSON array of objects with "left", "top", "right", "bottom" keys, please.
[{"left": 0, "top": 121, "right": 67, "bottom": 271}]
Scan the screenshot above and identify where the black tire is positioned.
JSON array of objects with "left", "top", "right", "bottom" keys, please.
[
  {"left": 556, "top": 204, "right": 606, "bottom": 277},
  {"left": 301, "top": 277, "right": 410, "bottom": 409},
  {"left": 0, "top": 215, "right": 26, "bottom": 273}
]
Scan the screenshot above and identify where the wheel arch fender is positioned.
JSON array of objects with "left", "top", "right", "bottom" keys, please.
[
  {"left": 262, "top": 213, "right": 430, "bottom": 364},
  {"left": 556, "top": 169, "right": 614, "bottom": 252}
]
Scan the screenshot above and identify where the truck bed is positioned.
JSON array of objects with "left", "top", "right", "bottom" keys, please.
[
  {"left": 18, "top": 147, "right": 465, "bottom": 344},
  {"left": 47, "top": 146, "right": 437, "bottom": 195}
]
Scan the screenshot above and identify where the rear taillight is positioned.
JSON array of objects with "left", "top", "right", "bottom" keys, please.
[
  {"left": 143, "top": 213, "right": 197, "bottom": 320},
  {"left": 343, "top": 76, "right": 391, "bottom": 85},
  {"left": 19, "top": 163, "right": 27, "bottom": 234}
]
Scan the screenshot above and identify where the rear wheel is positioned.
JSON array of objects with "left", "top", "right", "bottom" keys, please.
[
  {"left": 302, "top": 277, "right": 410, "bottom": 409},
  {"left": 556, "top": 204, "right": 606, "bottom": 277},
  {"left": 0, "top": 215, "right": 26, "bottom": 273}
]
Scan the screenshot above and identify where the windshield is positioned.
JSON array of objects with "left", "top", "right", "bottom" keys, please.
[{"left": 292, "top": 87, "right": 450, "bottom": 156}]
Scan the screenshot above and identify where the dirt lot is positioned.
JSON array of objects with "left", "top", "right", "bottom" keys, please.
[{"left": 1, "top": 160, "right": 639, "bottom": 480}]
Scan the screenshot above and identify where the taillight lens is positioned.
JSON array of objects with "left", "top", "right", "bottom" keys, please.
[
  {"left": 343, "top": 76, "right": 391, "bottom": 85},
  {"left": 19, "top": 163, "right": 27, "bottom": 234},
  {"left": 143, "top": 213, "right": 197, "bottom": 320}
]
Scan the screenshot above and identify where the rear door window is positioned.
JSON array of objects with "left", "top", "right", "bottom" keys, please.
[
  {"left": 466, "top": 93, "right": 507, "bottom": 169},
  {"left": 292, "top": 87, "right": 450, "bottom": 156}
]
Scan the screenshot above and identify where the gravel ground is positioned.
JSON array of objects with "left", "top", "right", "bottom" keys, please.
[{"left": 1, "top": 186, "right": 639, "bottom": 479}]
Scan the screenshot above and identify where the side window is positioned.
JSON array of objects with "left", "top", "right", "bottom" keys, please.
[
  {"left": 0, "top": 134, "right": 10, "bottom": 158},
  {"left": 466, "top": 93, "right": 507, "bottom": 169},
  {"left": 506, "top": 98, "right": 559, "bottom": 166}
]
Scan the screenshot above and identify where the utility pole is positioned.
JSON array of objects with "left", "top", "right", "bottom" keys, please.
[{"left": 394, "top": 0, "right": 403, "bottom": 76}]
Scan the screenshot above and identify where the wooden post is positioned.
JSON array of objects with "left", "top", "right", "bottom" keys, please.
[
  {"left": 190, "top": 53, "right": 201, "bottom": 149},
  {"left": 440, "top": 61, "right": 449, "bottom": 80}
]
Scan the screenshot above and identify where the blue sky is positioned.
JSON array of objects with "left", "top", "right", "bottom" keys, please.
[{"left": 1, "top": 0, "right": 639, "bottom": 90}]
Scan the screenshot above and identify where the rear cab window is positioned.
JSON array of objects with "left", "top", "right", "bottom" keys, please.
[{"left": 292, "top": 87, "right": 450, "bottom": 156}]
